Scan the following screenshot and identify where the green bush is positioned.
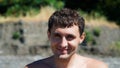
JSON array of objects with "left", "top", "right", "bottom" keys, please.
[
  {"left": 115, "top": 41, "right": 120, "bottom": 49},
  {"left": 92, "top": 39, "right": 97, "bottom": 45},
  {"left": 0, "top": 0, "right": 64, "bottom": 16},
  {"left": 93, "top": 27, "right": 101, "bottom": 37},
  {"left": 109, "top": 41, "right": 120, "bottom": 56},
  {"left": 54, "top": 1, "right": 64, "bottom": 9},
  {"left": 85, "top": 30, "right": 97, "bottom": 46},
  {"left": 12, "top": 31, "right": 21, "bottom": 40},
  {"left": 85, "top": 30, "right": 93, "bottom": 43}
]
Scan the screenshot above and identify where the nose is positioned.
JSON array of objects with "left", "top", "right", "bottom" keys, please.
[{"left": 60, "top": 37, "right": 68, "bottom": 48}]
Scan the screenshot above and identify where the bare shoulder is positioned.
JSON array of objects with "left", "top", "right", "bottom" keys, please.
[
  {"left": 25, "top": 56, "right": 53, "bottom": 68},
  {"left": 76, "top": 55, "right": 108, "bottom": 68},
  {"left": 83, "top": 56, "right": 108, "bottom": 68}
]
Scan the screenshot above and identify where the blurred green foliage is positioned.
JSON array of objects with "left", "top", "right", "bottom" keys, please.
[
  {"left": 85, "top": 30, "right": 97, "bottom": 45},
  {"left": 0, "top": 0, "right": 64, "bottom": 16},
  {"left": 93, "top": 27, "right": 101, "bottom": 37},
  {"left": 12, "top": 31, "right": 21, "bottom": 40},
  {"left": 97, "top": 0, "right": 120, "bottom": 25},
  {"left": 85, "top": 30, "right": 94, "bottom": 44},
  {"left": 85, "top": 27, "right": 101, "bottom": 46},
  {"left": 64, "top": 0, "right": 120, "bottom": 25},
  {"left": 109, "top": 41, "right": 120, "bottom": 56},
  {"left": 0, "top": 0, "right": 120, "bottom": 25}
]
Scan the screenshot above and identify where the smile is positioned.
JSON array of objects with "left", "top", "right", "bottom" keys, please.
[{"left": 57, "top": 48, "right": 68, "bottom": 54}]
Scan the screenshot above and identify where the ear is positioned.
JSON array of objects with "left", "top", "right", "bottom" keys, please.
[
  {"left": 79, "top": 32, "right": 85, "bottom": 43},
  {"left": 47, "top": 31, "right": 51, "bottom": 40}
]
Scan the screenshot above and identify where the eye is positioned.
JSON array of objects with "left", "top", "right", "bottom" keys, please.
[
  {"left": 66, "top": 34, "right": 75, "bottom": 41},
  {"left": 53, "top": 33, "right": 61, "bottom": 39}
]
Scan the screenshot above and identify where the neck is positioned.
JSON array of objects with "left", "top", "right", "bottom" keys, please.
[{"left": 53, "top": 54, "right": 77, "bottom": 68}]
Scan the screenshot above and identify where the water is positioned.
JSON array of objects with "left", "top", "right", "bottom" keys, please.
[
  {"left": 101, "top": 57, "right": 120, "bottom": 68},
  {"left": 0, "top": 55, "right": 42, "bottom": 68},
  {"left": 0, "top": 55, "right": 119, "bottom": 68}
]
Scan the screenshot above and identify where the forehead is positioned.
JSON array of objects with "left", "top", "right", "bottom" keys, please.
[{"left": 51, "top": 25, "right": 80, "bottom": 35}]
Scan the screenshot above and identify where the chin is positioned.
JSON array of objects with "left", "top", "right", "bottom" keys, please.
[
  {"left": 54, "top": 51, "right": 76, "bottom": 59},
  {"left": 57, "top": 53, "right": 74, "bottom": 60},
  {"left": 59, "top": 54, "right": 70, "bottom": 59}
]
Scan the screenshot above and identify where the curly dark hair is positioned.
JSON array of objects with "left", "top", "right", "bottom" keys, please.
[{"left": 48, "top": 8, "right": 85, "bottom": 35}]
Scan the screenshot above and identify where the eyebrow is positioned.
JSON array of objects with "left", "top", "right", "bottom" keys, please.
[
  {"left": 53, "top": 32, "right": 76, "bottom": 37},
  {"left": 53, "top": 32, "right": 61, "bottom": 36},
  {"left": 67, "top": 34, "right": 76, "bottom": 38}
]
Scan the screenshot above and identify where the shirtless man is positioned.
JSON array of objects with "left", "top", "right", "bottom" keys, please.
[{"left": 25, "top": 8, "right": 108, "bottom": 68}]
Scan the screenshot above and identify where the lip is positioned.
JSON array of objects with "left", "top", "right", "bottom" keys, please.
[{"left": 57, "top": 48, "right": 68, "bottom": 54}]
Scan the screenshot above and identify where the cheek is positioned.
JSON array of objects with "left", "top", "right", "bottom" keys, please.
[
  {"left": 50, "top": 35, "right": 61, "bottom": 42},
  {"left": 69, "top": 41, "right": 79, "bottom": 49},
  {"left": 67, "top": 42, "right": 78, "bottom": 54},
  {"left": 50, "top": 38, "right": 59, "bottom": 49},
  {"left": 71, "top": 39, "right": 80, "bottom": 45},
  {"left": 50, "top": 38, "right": 59, "bottom": 46}
]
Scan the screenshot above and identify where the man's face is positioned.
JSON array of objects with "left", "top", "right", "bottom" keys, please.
[{"left": 48, "top": 25, "right": 85, "bottom": 59}]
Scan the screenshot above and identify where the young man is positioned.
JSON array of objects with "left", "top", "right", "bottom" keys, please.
[{"left": 25, "top": 8, "right": 108, "bottom": 68}]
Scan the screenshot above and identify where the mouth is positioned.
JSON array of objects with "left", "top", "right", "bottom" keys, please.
[{"left": 57, "top": 48, "right": 68, "bottom": 54}]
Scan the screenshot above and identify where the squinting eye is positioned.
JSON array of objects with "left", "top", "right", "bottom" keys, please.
[
  {"left": 67, "top": 35, "right": 75, "bottom": 41},
  {"left": 54, "top": 35, "right": 60, "bottom": 39},
  {"left": 53, "top": 34, "right": 61, "bottom": 39}
]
